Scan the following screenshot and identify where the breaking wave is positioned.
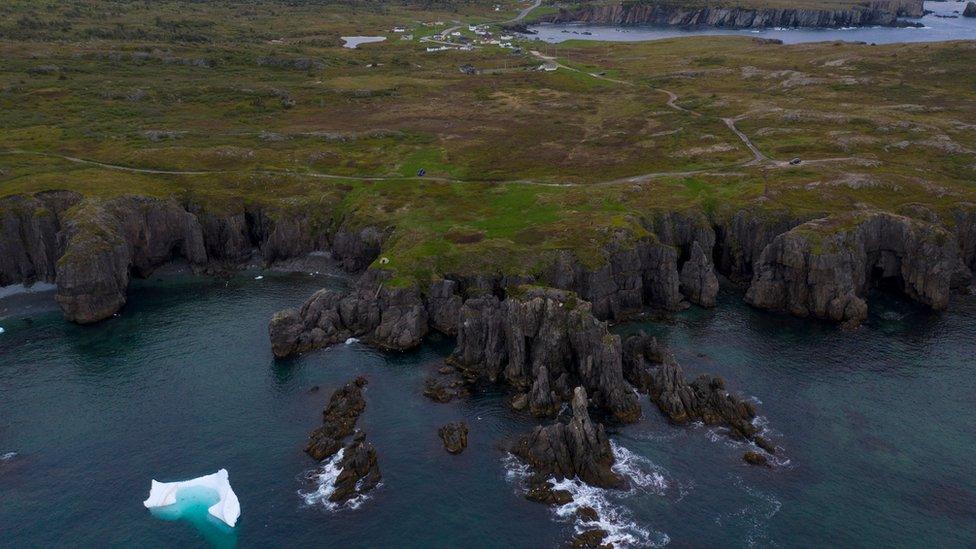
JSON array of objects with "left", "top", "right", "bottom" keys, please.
[
  {"left": 503, "top": 442, "right": 675, "bottom": 547},
  {"left": 298, "top": 448, "right": 374, "bottom": 511}
]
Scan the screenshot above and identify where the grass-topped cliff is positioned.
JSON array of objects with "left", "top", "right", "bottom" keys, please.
[{"left": 2, "top": 0, "right": 975, "bottom": 290}]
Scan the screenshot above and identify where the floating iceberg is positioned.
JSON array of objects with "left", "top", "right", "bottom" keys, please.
[{"left": 143, "top": 469, "right": 241, "bottom": 527}]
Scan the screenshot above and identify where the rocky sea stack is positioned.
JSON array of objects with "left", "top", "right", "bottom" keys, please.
[
  {"left": 623, "top": 332, "right": 775, "bottom": 454},
  {"left": 438, "top": 422, "right": 469, "bottom": 454},
  {"left": 304, "top": 376, "right": 381, "bottom": 504},
  {"left": 511, "top": 386, "right": 623, "bottom": 488}
]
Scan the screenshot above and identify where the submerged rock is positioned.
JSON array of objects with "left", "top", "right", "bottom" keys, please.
[
  {"left": 623, "top": 332, "right": 764, "bottom": 444},
  {"left": 306, "top": 377, "right": 368, "bottom": 461},
  {"left": 451, "top": 286, "right": 640, "bottom": 422},
  {"left": 511, "top": 387, "right": 623, "bottom": 488},
  {"left": 524, "top": 480, "right": 574, "bottom": 505},
  {"left": 743, "top": 451, "right": 770, "bottom": 467},
  {"left": 330, "top": 431, "right": 381, "bottom": 504},
  {"left": 438, "top": 422, "right": 469, "bottom": 454},
  {"left": 571, "top": 528, "right": 610, "bottom": 549}
]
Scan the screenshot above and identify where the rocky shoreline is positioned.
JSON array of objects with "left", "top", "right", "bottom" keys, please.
[
  {"left": 537, "top": 0, "right": 926, "bottom": 29},
  {"left": 2, "top": 191, "right": 974, "bottom": 329}
]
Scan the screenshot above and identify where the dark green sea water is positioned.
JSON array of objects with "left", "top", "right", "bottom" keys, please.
[{"left": 1, "top": 273, "right": 974, "bottom": 547}]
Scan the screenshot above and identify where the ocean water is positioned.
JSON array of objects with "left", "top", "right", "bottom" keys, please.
[
  {"left": 1, "top": 273, "right": 974, "bottom": 547},
  {"left": 527, "top": 1, "right": 976, "bottom": 45}
]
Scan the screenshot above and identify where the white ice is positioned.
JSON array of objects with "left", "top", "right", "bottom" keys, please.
[{"left": 143, "top": 469, "right": 241, "bottom": 527}]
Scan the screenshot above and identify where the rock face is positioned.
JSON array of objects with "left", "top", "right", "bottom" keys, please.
[
  {"left": 680, "top": 241, "right": 720, "bottom": 307},
  {"left": 306, "top": 377, "right": 368, "bottom": 461},
  {"left": 330, "top": 431, "right": 382, "bottom": 504},
  {"left": 745, "top": 211, "right": 958, "bottom": 326},
  {"left": 269, "top": 272, "right": 429, "bottom": 358},
  {"left": 437, "top": 422, "right": 469, "bottom": 454},
  {"left": 623, "top": 333, "right": 762, "bottom": 443},
  {"left": 543, "top": 237, "right": 684, "bottom": 321},
  {"left": 451, "top": 286, "right": 640, "bottom": 422},
  {"left": 964, "top": 2, "right": 976, "bottom": 17},
  {"left": 0, "top": 192, "right": 383, "bottom": 324},
  {"left": 0, "top": 191, "right": 81, "bottom": 287},
  {"left": 540, "top": 1, "right": 921, "bottom": 28},
  {"left": 55, "top": 197, "right": 207, "bottom": 323},
  {"left": 511, "top": 387, "right": 622, "bottom": 488}
]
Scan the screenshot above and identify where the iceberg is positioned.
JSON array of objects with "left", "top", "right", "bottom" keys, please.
[{"left": 143, "top": 469, "right": 241, "bottom": 527}]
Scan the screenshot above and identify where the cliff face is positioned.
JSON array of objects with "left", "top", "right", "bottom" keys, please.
[
  {"left": 745, "top": 211, "right": 959, "bottom": 326},
  {"left": 540, "top": 0, "right": 923, "bottom": 28},
  {"left": 0, "top": 192, "right": 384, "bottom": 323},
  {"left": 0, "top": 191, "right": 80, "bottom": 287},
  {"left": 451, "top": 286, "right": 641, "bottom": 422}
]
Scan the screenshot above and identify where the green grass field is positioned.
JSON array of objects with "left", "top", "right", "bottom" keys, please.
[{"left": 2, "top": 0, "right": 975, "bottom": 286}]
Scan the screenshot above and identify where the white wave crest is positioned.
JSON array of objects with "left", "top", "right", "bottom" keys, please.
[
  {"left": 611, "top": 442, "right": 669, "bottom": 495},
  {"left": 502, "top": 444, "right": 673, "bottom": 548},
  {"left": 298, "top": 449, "right": 373, "bottom": 511},
  {"left": 1, "top": 451, "right": 16, "bottom": 461}
]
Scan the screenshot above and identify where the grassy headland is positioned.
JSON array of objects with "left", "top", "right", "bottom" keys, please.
[{"left": 1, "top": 0, "right": 975, "bottom": 286}]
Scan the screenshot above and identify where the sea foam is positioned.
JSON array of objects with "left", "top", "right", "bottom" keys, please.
[
  {"left": 299, "top": 449, "right": 374, "bottom": 511},
  {"left": 503, "top": 442, "right": 673, "bottom": 548}
]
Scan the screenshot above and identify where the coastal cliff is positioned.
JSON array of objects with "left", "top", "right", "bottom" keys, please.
[
  {"left": 745, "top": 211, "right": 959, "bottom": 326},
  {"left": 538, "top": 0, "right": 924, "bottom": 28},
  {"left": 0, "top": 192, "right": 384, "bottom": 323},
  {"left": 3, "top": 190, "right": 974, "bottom": 328}
]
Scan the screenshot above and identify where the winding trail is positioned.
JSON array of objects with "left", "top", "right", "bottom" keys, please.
[
  {"left": 528, "top": 51, "right": 864, "bottom": 170},
  {"left": 4, "top": 15, "right": 862, "bottom": 190}
]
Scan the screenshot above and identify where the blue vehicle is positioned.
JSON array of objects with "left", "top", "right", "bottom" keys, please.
[{"left": 417, "top": 168, "right": 426, "bottom": 177}]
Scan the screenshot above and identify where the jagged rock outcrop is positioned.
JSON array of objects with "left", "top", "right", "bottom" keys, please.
[
  {"left": 714, "top": 208, "right": 804, "bottom": 283},
  {"left": 425, "top": 278, "right": 463, "bottom": 336},
  {"left": 540, "top": 0, "right": 922, "bottom": 28},
  {"left": 56, "top": 196, "right": 207, "bottom": 323},
  {"left": 304, "top": 377, "right": 380, "bottom": 504},
  {"left": 438, "top": 422, "right": 469, "bottom": 454},
  {"left": 330, "top": 431, "right": 382, "bottom": 504},
  {"left": 0, "top": 191, "right": 81, "bottom": 287},
  {"left": 451, "top": 286, "right": 640, "bottom": 422},
  {"left": 0, "top": 190, "right": 386, "bottom": 324},
  {"left": 646, "top": 209, "right": 720, "bottom": 307},
  {"left": 544, "top": 236, "right": 683, "bottom": 321},
  {"left": 511, "top": 387, "right": 622, "bottom": 488},
  {"left": 745, "top": 211, "right": 957, "bottom": 325},
  {"left": 269, "top": 272, "right": 428, "bottom": 357},
  {"left": 963, "top": 2, "right": 976, "bottom": 17},
  {"left": 623, "top": 333, "right": 765, "bottom": 445},
  {"left": 306, "top": 376, "right": 368, "bottom": 461},
  {"left": 680, "top": 241, "right": 720, "bottom": 307}
]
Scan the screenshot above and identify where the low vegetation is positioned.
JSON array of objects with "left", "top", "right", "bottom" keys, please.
[{"left": 2, "top": 0, "right": 975, "bottom": 285}]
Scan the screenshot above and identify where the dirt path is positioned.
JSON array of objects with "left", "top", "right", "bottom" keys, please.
[{"left": 528, "top": 51, "right": 864, "bottom": 170}]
